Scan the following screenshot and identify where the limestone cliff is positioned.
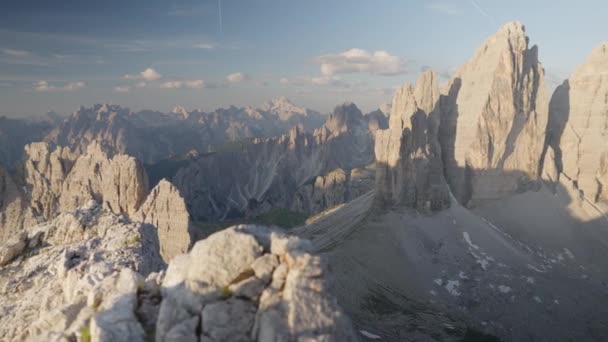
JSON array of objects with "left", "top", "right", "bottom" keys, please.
[
  {"left": 439, "top": 22, "right": 549, "bottom": 206},
  {"left": 135, "top": 180, "right": 193, "bottom": 263},
  {"left": 544, "top": 43, "right": 608, "bottom": 206},
  {"left": 375, "top": 70, "right": 450, "bottom": 211}
]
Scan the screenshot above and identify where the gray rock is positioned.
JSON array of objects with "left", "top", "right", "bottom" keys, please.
[
  {"left": 0, "top": 231, "right": 27, "bottom": 266},
  {"left": 201, "top": 298, "right": 256, "bottom": 342}
]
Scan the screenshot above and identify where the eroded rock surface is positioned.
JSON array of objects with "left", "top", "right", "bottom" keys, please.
[
  {"left": 135, "top": 180, "right": 193, "bottom": 263},
  {"left": 544, "top": 43, "right": 608, "bottom": 206},
  {"left": 439, "top": 22, "right": 549, "bottom": 206},
  {"left": 174, "top": 103, "right": 377, "bottom": 221},
  {"left": 0, "top": 201, "right": 164, "bottom": 342},
  {"left": 375, "top": 70, "right": 450, "bottom": 211},
  {"left": 0, "top": 211, "right": 357, "bottom": 341}
]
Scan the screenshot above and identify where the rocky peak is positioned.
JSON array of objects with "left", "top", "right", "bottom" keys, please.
[
  {"left": 323, "top": 102, "right": 365, "bottom": 135},
  {"left": 375, "top": 70, "right": 450, "bottom": 211},
  {"left": 543, "top": 43, "right": 608, "bottom": 207},
  {"left": 134, "top": 179, "right": 193, "bottom": 263},
  {"left": 439, "top": 21, "right": 548, "bottom": 206}
]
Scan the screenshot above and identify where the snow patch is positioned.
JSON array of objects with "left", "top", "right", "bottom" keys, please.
[
  {"left": 498, "top": 285, "right": 512, "bottom": 293},
  {"left": 525, "top": 276, "right": 535, "bottom": 284},
  {"left": 527, "top": 264, "right": 546, "bottom": 273},
  {"left": 360, "top": 330, "right": 381, "bottom": 339},
  {"left": 463, "top": 232, "right": 480, "bottom": 250},
  {"left": 563, "top": 248, "right": 575, "bottom": 260},
  {"left": 445, "top": 280, "right": 461, "bottom": 296},
  {"left": 434, "top": 278, "right": 443, "bottom": 286},
  {"left": 458, "top": 271, "right": 468, "bottom": 279},
  {"left": 533, "top": 296, "right": 542, "bottom": 303}
]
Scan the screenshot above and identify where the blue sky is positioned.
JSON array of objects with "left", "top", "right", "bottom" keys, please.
[{"left": 0, "top": 0, "right": 606, "bottom": 116}]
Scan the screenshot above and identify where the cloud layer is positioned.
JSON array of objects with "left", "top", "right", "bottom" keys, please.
[
  {"left": 34, "top": 80, "right": 85, "bottom": 92},
  {"left": 124, "top": 68, "right": 162, "bottom": 81},
  {"left": 314, "top": 49, "right": 405, "bottom": 77}
]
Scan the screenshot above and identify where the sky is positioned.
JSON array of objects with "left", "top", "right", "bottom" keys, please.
[{"left": 0, "top": 0, "right": 607, "bottom": 117}]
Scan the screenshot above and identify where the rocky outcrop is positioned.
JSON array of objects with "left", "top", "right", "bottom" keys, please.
[
  {"left": 439, "top": 22, "right": 549, "bottom": 206},
  {"left": 292, "top": 164, "right": 375, "bottom": 214},
  {"left": 0, "top": 167, "right": 36, "bottom": 242},
  {"left": 59, "top": 142, "right": 148, "bottom": 217},
  {"left": 375, "top": 70, "right": 450, "bottom": 211},
  {"left": 174, "top": 103, "right": 376, "bottom": 221},
  {"left": 155, "top": 225, "right": 357, "bottom": 341},
  {"left": 0, "top": 205, "right": 356, "bottom": 341},
  {"left": 135, "top": 180, "right": 193, "bottom": 263},
  {"left": 19, "top": 142, "right": 76, "bottom": 220},
  {"left": 0, "top": 201, "right": 164, "bottom": 342},
  {"left": 0, "top": 141, "right": 149, "bottom": 242},
  {"left": 544, "top": 43, "right": 608, "bottom": 205}
]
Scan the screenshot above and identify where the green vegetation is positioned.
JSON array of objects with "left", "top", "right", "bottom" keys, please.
[
  {"left": 80, "top": 325, "right": 91, "bottom": 342},
  {"left": 123, "top": 235, "right": 141, "bottom": 247},
  {"left": 254, "top": 208, "right": 307, "bottom": 228},
  {"left": 192, "top": 208, "right": 308, "bottom": 240}
]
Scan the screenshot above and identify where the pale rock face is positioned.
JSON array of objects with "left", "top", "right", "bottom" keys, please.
[
  {"left": 59, "top": 141, "right": 149, "bottom": 217},
  {"left": 0, "top": 201, "right": 164, "bottom": 342},
  {"left": 439, "top": 22, "right": 549, "bottom": 205},
  {"left": 0, "top": 211, "right": 356, "bottom": 341},
  {"left": 545, "top": 43, "right": 608, "bottom": 204},
  {"left": 291, "top": 164, "right": 375, "bottom": 214},
  {"left": 156, "top": 225, "right": 358, "bottom": 342},
  {"left": 19, "top": 142, "right": 75, "bottom": 220},
  {"left": 375, "top": 70, "right": 450, "bottom": 211},
  {"left": 135, "top": 179, "right": 193, "bottom": 263},
  {"left": 0, "top": 167, "right": 36, "bottom": 242}
]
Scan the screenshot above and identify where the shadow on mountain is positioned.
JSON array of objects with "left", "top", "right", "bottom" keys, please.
[{"left": 297, "top": 163, "right": 608, "bottom": 342}]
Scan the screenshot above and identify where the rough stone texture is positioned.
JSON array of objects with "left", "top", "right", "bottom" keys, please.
[
  {"left": 59, "top": 141, "right": 149, "bottom": 217},
  {"left": 544, "top": 43, "right": 608, "bottom": 205},
  {"left": 439, "top": 21, "right": 549, "bottom": 206},
  {"left": 0, "top": 166, "right": 36, "bottom": 242},
  {"left": 19, "top": 142, "right": 76, "bottom": 220},
  {"left": 0, "top": 231, "right": 27, "bottom": 266},
  {"left": 156, "top": 225, "right": 358, "bottom": 342},
  {"left": 0, "top": 201, "right": 164, "bottom": 342},
  {"left": 292, "top": 164, "right": 375, "bottom": 214},
  {"left": 134, "top": 180, "right": 193, "bottom": 263},
  {"left": 173, "top": 103, "right": 377, "bottom": 221},
  {"left": 375, "top": 70, "right": 451, "bottom": 211},
  {"left": 0, "top": 214, "right": 356, "bottom": 341}
]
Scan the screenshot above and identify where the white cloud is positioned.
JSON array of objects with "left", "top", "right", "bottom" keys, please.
[
  {"left": 1, "top": 48, "right": 30, "bottom": 57},
  {"left": 226, "top": 72, "right": 250, "bottom": 84},
  {"left": 427, "top": 2, "right": 464, "bottom": 16},
  {"left": 160, "top": 79, "right": 206, "bottom": 89},
  {"left": 314, "top": 48, "right": 405, "bottom": 76},
  {"left": 124, "top": 68, "right": 162, "bottom": 81},
  {"left": 34, "top": 80, "right": 85, "bottom": 92},
  {"left": 194, "top": 43, "right": 215, "bottom": 50},
  {"left": 114, "top": 85, "right": 131, "bottom": 93},
  {"left": 280, "top": 75, "right": 349, "bottom": 88}
]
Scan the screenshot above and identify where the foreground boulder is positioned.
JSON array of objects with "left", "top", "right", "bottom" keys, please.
[{"left": 0, "top": 206, "right": 357, "bottom": 341}]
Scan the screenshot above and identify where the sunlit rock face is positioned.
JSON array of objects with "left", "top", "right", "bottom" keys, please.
[
  {"left": 0, "top": 206, "right": 356, "bottom": 342},
  {"left": 544, "top": 43, "right": 608, "bottom": 205},
  {"left": 135, "top": 179, "right": 193, "bottom": 263},
  {"left": 374, "top": 70, "right": 450, "bottom": 211},
  {"left": 439, "top": 21, "right": 549, "bottom": 206}
]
